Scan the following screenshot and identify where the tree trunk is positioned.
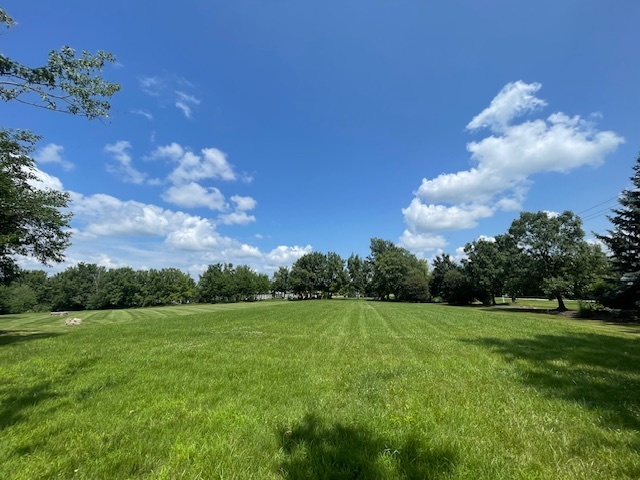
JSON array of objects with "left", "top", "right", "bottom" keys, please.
[{"left": 556, "top": 294, "right": 567, "bottom": 311}]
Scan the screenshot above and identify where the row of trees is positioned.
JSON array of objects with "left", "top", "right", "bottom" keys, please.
[
  {"left": 429, "top": 211, "right": 609, "bottom": 310},
  {"left": 0, "top": 264, "right": 197, "bottom": 313},
  {"left": 0, "top": 262, "right": 276, "bottom": 314},
  {"left": 270, "top": 239, "right": 430, "bottom": 302}
]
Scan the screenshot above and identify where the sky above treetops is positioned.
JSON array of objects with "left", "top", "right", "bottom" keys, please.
[{"left": 3, "top": 1, "right": 639, "bottom": 276}]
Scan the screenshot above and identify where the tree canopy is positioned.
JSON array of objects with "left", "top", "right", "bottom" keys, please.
[
  {"left": 508, "top": 211, "right": 593, "bottom": 310},
  {"left": 0, "top": 130, "right": 71, "bottom": 284},
  {"left": 0, "top": 8, "right": 120, "bottom": 119},
  {"left": 0, "top": 8, "right": 120, "bottom": 283},
  {"left": 596, "top": 153, "right": 640, "bottom": 309}
]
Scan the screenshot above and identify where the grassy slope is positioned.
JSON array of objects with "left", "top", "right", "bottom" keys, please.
[{"left": 1, "top": 301, "right": 639, "bottom": 479}]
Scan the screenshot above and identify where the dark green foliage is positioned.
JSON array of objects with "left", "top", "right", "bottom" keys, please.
[
  {"left": 0, "top": 130, "right": 71, "bottom": 284},
  {"left": 401, "top": 272, "right": 430, "bottom": 302},
  {"left": 429, "top": 254, "right": 458, "bottom": 300},
  {"left": 596, "top": 154, "right": 640, "bottom": 310},
  {"left": 508, "top": 211, "right": 599, "bottom": 311},
  {"left": 290, "top": 251, "right": 346, "bottom": 299},
  {"left": 368, "top": 238, "right": 430, "bottom": 302},
  {"left": 463, "top": 237, "right": 506, "bottom": 305},
  {"left": 271, "top": 266, "right": 290, "bottom": 298},
  {"left": 441, "top": 269, "right": 473, "bottom": 305},
  {"left": 346, "top": 253, "right": 370, "bottom": 297},
  {"left": 0, "top": 8, "right": 120, "bottom": 286},
  {"left": 198, "top": 263, "right": 268, "bottom": 303}
]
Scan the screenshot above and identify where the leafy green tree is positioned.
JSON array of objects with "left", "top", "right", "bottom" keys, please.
[
  {"left": 346, "top": 254, "right": 369, "bottom": 297},
  {"left": 401, "top": 267, "right": 430, "bottom": 302},
  {"left": 290, "top": 252, "right": 327, "bottom": 299},
  {"left": 271, "top": 266, "right": 290, "bottom": 298},
  {"left": 0, "top": 9, "right": 120, "bottom": 119},
  {"left": 324, "top": 252, "right": 347, "bottom": 298},
  {"left": 254, "top": 272, "right": 271, "bottom": 298},
  {"left": 368, "top": 239, "right": 429, "bottom": 301},
  {"left": 463, "top": 236, "right": 515, "bottom": 305},
  {"left": 0, "top": 130, "right": 71, "bottom": 284},
  {"left": 49, "top": 263, "right": 104, "bottom": 311},
  {"left": 199, "top": 264, "right": 226, "bottom": 303},
  {"left": 441, "top": 268, "right": 473, "bottom": 305},
  {"left": 429, "top": 254, "right": 458, "bottom": 301},
  {"left": 235, "top": 265, "right": 257, "bottom": 301},
  {"left": 508, "top": 211, "right": 589, "bottom": 311},
  {"left": 0, "top": 8, "right": 119, "bottom": 283}
]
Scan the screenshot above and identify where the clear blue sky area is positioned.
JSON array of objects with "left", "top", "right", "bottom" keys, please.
[{"left": 3, "top": 1, "right": 639, "bottom": 275}]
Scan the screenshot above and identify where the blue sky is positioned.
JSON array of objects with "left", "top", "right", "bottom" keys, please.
[{"left": 4, "top": 1, "right": 639, "bottom": 276}]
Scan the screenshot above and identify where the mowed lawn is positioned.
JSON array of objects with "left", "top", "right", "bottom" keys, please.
[{"left": 1, "top": 301, "right": 639, "bottom": 479}]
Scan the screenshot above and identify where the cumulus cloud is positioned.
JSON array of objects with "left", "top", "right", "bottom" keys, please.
[
  {"left": 264, "top": 245, "right": 313, "bottom": 266},
  {"left": 218, "top": 195, "right": 258, "bottom": 225},
  {"left": 403, "top": 200, "right": 494, "bottom": 233},
  {"left": 219, "top": 211, "right": 256, "bottom": 225},
  {"left": 105, "top": 141, "right": 148, "bottom": 184},
  {"left": 34, "top": 143, "right": 74, "bottom": 170},
  {"left": 65, "top": 192, "right": 307, "bottom": 273},
  {"left": 402, "top": 80, "right": 624, "bottom": 252},
  {"left": 230, "top": 195, "right": 257, "bottom": 212},
  {"left": 28, "top": 166, "right": 65, "bottom": 191},
  {"left": 151, "top": 143, "right": 238, "bottom": 183},
  {"left": 398, "top": 230, "right": 448, "bottom": 254},
  {"left": 162, "top": 182, "right": 227, "bottom": 210},
  {"left": 466, "top": 81, "right": 547, "bottom": 133}
]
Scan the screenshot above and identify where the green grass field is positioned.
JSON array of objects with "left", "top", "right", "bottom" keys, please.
[{"left": 1, "top": 300, "right": 639, "bottom": 479}]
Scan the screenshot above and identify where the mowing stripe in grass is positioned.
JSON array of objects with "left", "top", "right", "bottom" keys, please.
[{"left": 1, "top": 300, "right": 639, "bottom": 479}]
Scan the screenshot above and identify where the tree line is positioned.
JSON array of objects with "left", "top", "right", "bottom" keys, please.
[{"left": 2, "top": 159, "right": 639, "bottom": 314}]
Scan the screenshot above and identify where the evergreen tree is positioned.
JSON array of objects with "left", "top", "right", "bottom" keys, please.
[
  {"left": 596, "top": 154, "right": 640, "bottom": 309},
  {"left": 597, "top": 154, "right": 640, "bottom": 279}
]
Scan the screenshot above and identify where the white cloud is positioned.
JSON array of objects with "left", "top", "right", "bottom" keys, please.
[
  {"left": 398, "top": 230, "right": 448, "bottom": 254},
  {"left": 231, "top": 195, "right": 257, "bottom": 211},
  {"left": 477, "top": 235, "right": 496, "bottom": 243},
  {"left": 150, "top": 142, "right": 184, "bottom": 161},
  {"left": 265, "top": 245, "right": 313, "bottom": 265},
  {"left": 403, "top": 199, "right": 494, "bottom": 233},
  {"left": 131, "top": 109, "right": 153, "bottom": 120},
  {"left": 105, "top": 141, "right": 148, "bottom": 184},
  {"left": 27, "top": 166, "right": 65, "bottom": 191},
  {"left": 175, "top": 91, "right": 201, "bottom": 119},
  {"left": 138, "top": 76, "right": 164, "bottom": 96},
  {"left": 175, "top": 102, "right": 192, "bottom": 119},
  {"left": 150, "top": 144, "right": 237, "bottom": 184},
  {"left": 162, "top": 182, "right": 227, "bottom": 210},
  {"left": 404, "top": 81, "right": 624, "bottom": 240},
  {"left": 176, "top": 91, "right": 200, "bottom": 105},
  {"left": 466, "top": 81, "right": 546, "bottom": 133},
  {"left": 71, "top": 193, "right": 176, "bottom": 237},
  {"left": 34, "top": 143, "right": 74, "bottom": 170},
  {"left": 219, "top": 211, "right": 256, "bottom": 225}
]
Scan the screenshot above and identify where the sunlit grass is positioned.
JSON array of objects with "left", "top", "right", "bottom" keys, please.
[{"left": 1, "top": 300, "right": 639, "bottom": 479}]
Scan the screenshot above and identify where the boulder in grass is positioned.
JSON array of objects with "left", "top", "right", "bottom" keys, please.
[{"left": 65, "top": 318, "right": 82, "bottom": 326}]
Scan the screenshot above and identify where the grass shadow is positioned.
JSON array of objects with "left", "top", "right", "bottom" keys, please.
[
  {"left": 277, "top": 413, "right": 456, "bottom": 479},
  {"left": 0, "top": 330, "right": 61, "bottom": 347},
  {"left": 466, "top": 332, "right": 640, "bottom": 431},
  {"left": 0, "top": 357, "right": 97, "bottom": 432}
]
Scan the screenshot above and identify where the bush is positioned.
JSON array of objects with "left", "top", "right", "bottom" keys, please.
[{"left": 576, "top": 301, "right": 602, "bottom": 318}]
